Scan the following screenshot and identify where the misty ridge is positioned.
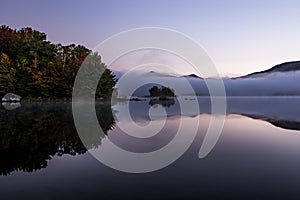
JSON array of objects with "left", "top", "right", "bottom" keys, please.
[{"left": 115, "top": 61, "right": 300, "bottom": 97}]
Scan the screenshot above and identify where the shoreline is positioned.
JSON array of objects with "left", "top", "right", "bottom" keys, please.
[{"left": 2, "top": 95, "right": 300, "bottom": 104}]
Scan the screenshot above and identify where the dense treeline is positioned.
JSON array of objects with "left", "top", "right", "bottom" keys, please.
[{"left": 0, "top": 25, "right": 117, "bottom": 99}]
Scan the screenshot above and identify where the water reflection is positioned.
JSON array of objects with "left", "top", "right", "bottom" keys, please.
[
  {"left": 0, "top": 103, "right": 115, "bottom": 175},
  {"left": 1, "top": 98, "right": 300, "bottom": 200},
  {"left": 128, "top": 97, "right": 300, "bottom": 131},
  {"left": 1, "top": 97, "right": 300, "bottom": 176},
  {"left": 240, "top": 114, "right": 300, "bottom": 131},
  {"left": 149, "top": 98, "right": 175, "bottom": 107},
  {"left": 1, "top": 102, "right": 21, "bottom": 110}
]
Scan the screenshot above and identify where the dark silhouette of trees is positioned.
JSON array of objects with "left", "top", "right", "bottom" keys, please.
[
  {"left": 0, "top": 103, "right": 116, "bottom": 175},
  {"left": 149, "top": 98, "right": 175, "bottom": 107},
  {"left": 149, "top": 86, "right": 160, "bottom": 97},
  {"left": 148, "top": 86, "right": 175, "bottom": 97}
]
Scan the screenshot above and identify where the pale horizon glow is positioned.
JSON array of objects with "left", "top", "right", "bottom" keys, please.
[{"left": 1, "top": 0, "right": 300, "bottom": 76}]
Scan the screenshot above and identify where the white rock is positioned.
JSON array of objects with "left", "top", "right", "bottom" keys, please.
[{"left": 1, "top": 93, "right": 21, "bottom": 102}]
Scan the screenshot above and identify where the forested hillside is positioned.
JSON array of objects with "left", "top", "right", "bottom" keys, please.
[{"left": 0, "top": 25, "right": 117, "bottom": 100}]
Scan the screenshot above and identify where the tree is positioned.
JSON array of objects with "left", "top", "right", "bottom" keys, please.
[
  {"left": 161, "top": 86, "right": 175, "bottom": 97},
  {"left": 148, "top": 86, "right": 175, "bottom": 97},
  {"left": 74, "top": 52, "right": 117, "bottom": 100},
  {"left": 97, "top": 67, "right": 117, "bottom": 100},
  {"left": 149, "top": 86, "right": 160, "bottom": 97},
  {"left": 0, "top": 53, "right": 16, "bottom": 94},
  {"left": 0, "top": 25, "right": 117, "bottom": 99}
]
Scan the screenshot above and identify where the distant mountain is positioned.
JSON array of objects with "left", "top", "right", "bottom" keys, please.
[
  {"left": 115, "top": 61, "right": 300, "bottom": 97},
  {"left": 183, "top": 74, "right": 203, "bottom": 79},
  {"left": 239, "top": 61, "right": 300, "bottom": 78}
]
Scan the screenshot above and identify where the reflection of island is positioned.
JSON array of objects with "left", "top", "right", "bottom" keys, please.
[
  {"left": 0, "top": 103, "right": 115, "bottom": 176},
  {"left": 149, "top": 98, "right": 175, "bottom": 107},
  {"left": 148, "top": 86, "right": 175, "bottom": 107}
]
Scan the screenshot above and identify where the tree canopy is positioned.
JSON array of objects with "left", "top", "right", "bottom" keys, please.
[
  {"left": 148, "top": 86, "right": 175, "bottom": 97},
  {"left": 0, "top": 25, "right": 117, "bottom": 100}
]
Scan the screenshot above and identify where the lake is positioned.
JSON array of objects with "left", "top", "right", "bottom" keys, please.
[{"left": 1, "top": 97, "right": 300, "bottom": 199}]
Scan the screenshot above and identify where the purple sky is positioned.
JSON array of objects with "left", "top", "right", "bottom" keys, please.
[{"left": 1, "top": 0, "right": 300, "bottom": 76}]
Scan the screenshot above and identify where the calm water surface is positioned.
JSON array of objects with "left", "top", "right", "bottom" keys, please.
[{"left": 1, "top": 97, "right": 300, "bottom": 200}]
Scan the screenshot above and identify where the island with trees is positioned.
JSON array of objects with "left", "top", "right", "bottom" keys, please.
[
  {"left": 148, "top": 86, "right": 175, "bottom": 99},
  {"left": 148, "top": 86, "right": 175, "bottom": 107}
]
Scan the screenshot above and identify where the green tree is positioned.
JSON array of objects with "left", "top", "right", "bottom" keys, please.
[
  {"left": 97, "top": 66, "right": 118, "bottom": 100},
  {"left": 0, "top": 53, "right": 16, "bottom": 94},
  {"left": 0, "top": 25, "right": 117, "bottom": 99}
]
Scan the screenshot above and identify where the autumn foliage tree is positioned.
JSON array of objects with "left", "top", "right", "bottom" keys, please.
[{"left": 0, "top": 25, "right": 117, "bottom": 99}]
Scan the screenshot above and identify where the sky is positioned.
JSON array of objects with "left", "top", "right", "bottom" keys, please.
[{"left": 1, "top": 0, "right": 300, "bottom": 76}]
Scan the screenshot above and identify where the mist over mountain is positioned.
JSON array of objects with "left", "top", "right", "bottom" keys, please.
[
  {"left": 225, "top": 61, "right": 300, "bottom": 96},
  {"left": 239, "top": 61, "right": 300, "bottom": 78},
  {"left": 115, "top": 61, "right": 300, "bottom": 97}
]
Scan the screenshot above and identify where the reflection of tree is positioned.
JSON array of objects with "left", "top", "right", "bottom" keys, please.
[
  {"left": 0, "top": 103, "right": 115, "bottom": 176},
  {"left": 149, "top": 98, "right": 175, "bottom": 108}
]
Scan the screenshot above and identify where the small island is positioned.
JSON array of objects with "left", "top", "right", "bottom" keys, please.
[
  {"left": 148, "top": 86, "right": 175, "bottom": 107},
  {"left": 148, "top": 86, "right": 175, "bottom": 100}
]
